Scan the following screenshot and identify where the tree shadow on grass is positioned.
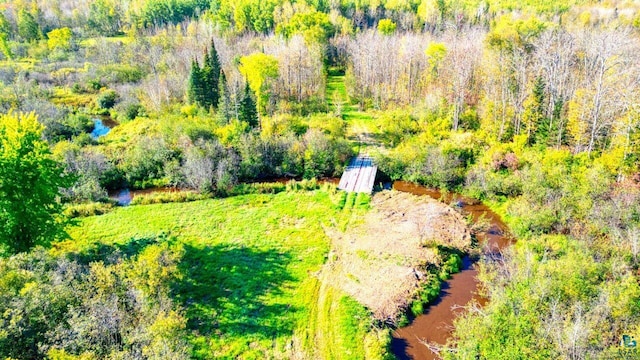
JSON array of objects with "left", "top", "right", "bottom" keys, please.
[
  {"left": 68, "top": 235, "right": 165, "bottom": 264},
  {"left": 174, "top": 243, "right": 296, "bottom": 340}
]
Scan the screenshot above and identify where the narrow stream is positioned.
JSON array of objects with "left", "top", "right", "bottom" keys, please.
[{"left": 391, "top": 181, "right": 512, "bottom": 360}]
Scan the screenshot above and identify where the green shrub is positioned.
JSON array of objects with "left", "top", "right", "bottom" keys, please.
[
  {"left": 286, "top": 178, "right": 320, "bottom": 192},
  {"left": 410, "top": 300, "right": 424, "bottom": 317},
  {"left": 96, "top": 89, "right": 118, "bottom": 109},
  {"left": 123, "top": 103, "right": 144, "bottom": 121},
  {"left": 230, "top": 182, "right": 287, "bottom": 196},
  {"left": 98, "top": 64, "right": 145, "bottom": 84},
  {"left": 335, "top": 191, "right": 348, "bottom": 209},
  {"left": 355, "top": 192, "right": 371, "bottom": 209}
]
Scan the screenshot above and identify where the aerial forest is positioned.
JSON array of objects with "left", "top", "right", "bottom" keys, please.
[{"left": 0, "top": 0, "right": 639, "bottom": 359}]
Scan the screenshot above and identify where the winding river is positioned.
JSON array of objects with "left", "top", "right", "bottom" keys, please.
[{"left": 391, "top": 181, "right": 512, "bottom": 360}]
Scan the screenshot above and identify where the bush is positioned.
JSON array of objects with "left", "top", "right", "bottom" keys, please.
[
  {"left": 97, "top": 64, "right": 145, "bottom": 84},
  {"left": 230, "top": 182, "right": 288, "bottom": 196},
  {"left": 286, "top": 178, "right": 320, "bottom": 192},
  {"left": 96, "top": 89, "right": 118, "bottom": 109},
  {"left": 0, "top": 242, "right": 191, "bottom": 359},
  {"left": 124, "top": 103, "right": 144, "bottom": 120}
]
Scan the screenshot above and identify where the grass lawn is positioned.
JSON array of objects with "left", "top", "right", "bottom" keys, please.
[{"left": 64, "top": 189, "right": 385, "bottom": 359}]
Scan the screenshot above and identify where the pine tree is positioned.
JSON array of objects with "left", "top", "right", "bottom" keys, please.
[
  {"left": 201, "top": 49, "right": 213, "bottom": 108},
  {"left": 208, "top": 39, "right": 221, "bottom": 107},
  {"left": 239, "top": 81, "right": 258, "bottom": 128},
  {"left": 187, "top": 59, "right": 206, "bottom": 107},
  {"left": 17, "top": 9, "right": 40, "bottom": 42},
  {"left": 216, "top": 70, "right": 231, "bottom": 124},
  {"left": 201, "top": 39, "right": 221, "bottom": 110}
]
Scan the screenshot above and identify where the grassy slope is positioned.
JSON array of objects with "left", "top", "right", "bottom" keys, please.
[{"left": 64, "top": 190, "right": 383, "bottom": 359}]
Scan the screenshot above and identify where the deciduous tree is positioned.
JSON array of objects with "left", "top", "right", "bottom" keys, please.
[
  {"left": 0, "top": 112, "right": 72, "bottom": 255},
  {"left": 238, "top": 52, "right": 279, "bottom": 116}
]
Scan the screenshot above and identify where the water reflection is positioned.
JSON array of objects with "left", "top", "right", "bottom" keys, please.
[{"left": 90, "top": 119, "right": 111, "bottom": 139}]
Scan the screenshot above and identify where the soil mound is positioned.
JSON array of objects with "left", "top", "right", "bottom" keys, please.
[{"left": 325, "top": 191, "right": 472, "bottom": 321}]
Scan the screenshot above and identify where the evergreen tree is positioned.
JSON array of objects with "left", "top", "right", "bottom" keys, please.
[
  {"left": 239, "top": 81, "right": 258, "bottom": 128},
  {"left": 524, "top": 76, "right": 548, "bottom": 145},
  {"left": 201, "top": 39, "right": 221, "bottom": 109},
  {"left": 216, "top": 70, "right": 232, "bottom": 123},
  {"left": 0, "top": 12, "right": 12, "bottom": 59},
  {"left": 187, "top": 59, "right": 206, "bottom": 107},
  {"left": 17, "top": 9, "right": 40, "bottom": 42},
  {"left": 202, "top": 49, "right": 213, "bottom": 108}
]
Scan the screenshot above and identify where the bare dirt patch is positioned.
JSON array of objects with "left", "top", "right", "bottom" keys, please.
[{"left": 324, "top": 190, "right": 471, "bottom": 322}]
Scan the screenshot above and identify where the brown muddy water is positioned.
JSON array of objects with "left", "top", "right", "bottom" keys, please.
[{"left": 391, "top": 181, "right": 512, "bottom": 360}]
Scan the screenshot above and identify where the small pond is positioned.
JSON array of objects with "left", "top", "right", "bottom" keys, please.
[{"left": 90, "top": 117, "right": 118, "bottom": 139}]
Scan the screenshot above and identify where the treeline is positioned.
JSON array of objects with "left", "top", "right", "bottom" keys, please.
[
  {"left": 0, "top": 0, "right": 633, "bottom": 41},
  {"left": 348, "top": 21, "right": 640, "bottom": 166},
  {"left": 0, "top": 13, "right": 347, "bottom": 204}
]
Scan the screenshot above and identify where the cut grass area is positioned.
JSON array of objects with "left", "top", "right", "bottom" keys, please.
[
  {"left": 326, "top": 74, "right": 365, "bottom": 121},
  {"left": 64, "top": 190, "right": 384, "bottom": 359}
]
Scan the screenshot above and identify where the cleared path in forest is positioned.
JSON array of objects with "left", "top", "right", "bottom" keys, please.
[{"left": 338, "top": 156, "right": 377, "bottom": 193}]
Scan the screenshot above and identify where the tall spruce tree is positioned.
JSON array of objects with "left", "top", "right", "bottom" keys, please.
[
  {"left": 188, "top": 59, "right": 206, "bottom": 107},
  {"left": 208, "top": 39, "right": 221, "bottom": 107},
  {"left": 201, "top": 39, "right": 221, "bottom": 109},
  {"left": 216, "top": 70, "right": 231, "bottom": 123},
  {"left": 239, "top": 81, "right": 258, "bottom": 128}
]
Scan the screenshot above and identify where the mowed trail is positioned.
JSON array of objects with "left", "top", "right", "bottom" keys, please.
[{"left": 326, "top": 72, "right": 381, "bottom": 154}]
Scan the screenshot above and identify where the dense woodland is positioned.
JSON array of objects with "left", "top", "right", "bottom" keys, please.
[{"left": 1, "top": 0, "right": 640, "bottom": 359}]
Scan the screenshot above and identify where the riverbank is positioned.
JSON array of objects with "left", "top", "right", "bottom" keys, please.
[
  {"left": 390, "top": 181, "right": 513, "bottom": 360},
  {"left": 63, "top": 178, "right": 511, "bottom": 360},
  {"left": 322, "top": 190, "right": 471, "bottom": 324}
]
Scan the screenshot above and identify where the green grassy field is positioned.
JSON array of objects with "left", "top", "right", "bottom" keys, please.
[{"left": 63, "top": 189, "right": 388, "bottom": 359}]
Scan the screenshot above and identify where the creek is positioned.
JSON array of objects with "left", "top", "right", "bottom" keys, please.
[{"left": 391, "top": 181, "right": 512, "bottom": 360}]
